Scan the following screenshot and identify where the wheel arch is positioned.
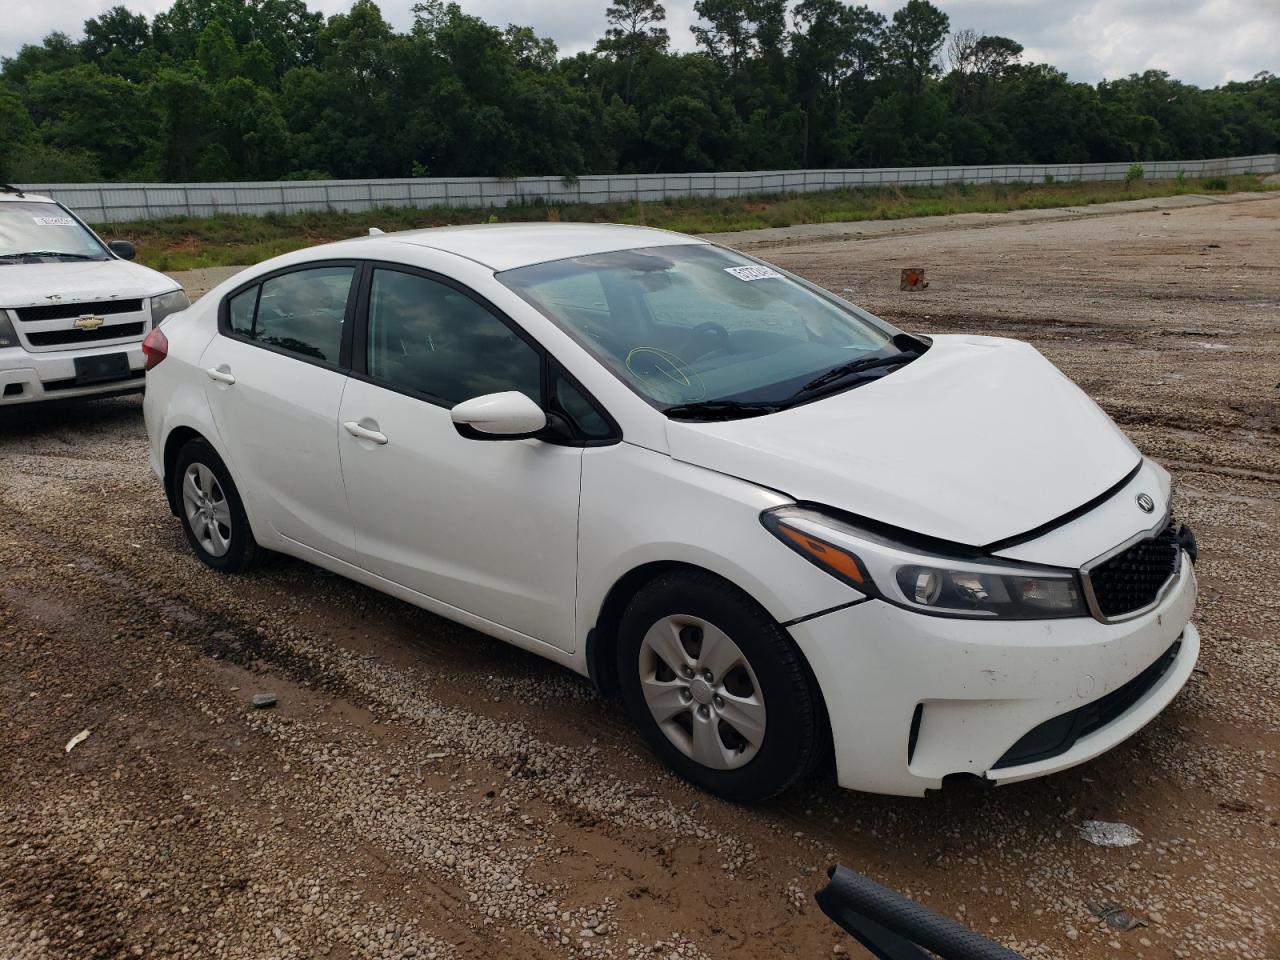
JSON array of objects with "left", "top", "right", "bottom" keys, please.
[
  {"left": 162, "top": 425, "right": 206, "bottom": 516},
  {"left": 585, "top": 560, "right": 831, "bottom": 733}
]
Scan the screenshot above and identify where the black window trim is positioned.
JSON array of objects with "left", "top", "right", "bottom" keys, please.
[
  {"left": 217, "top": 259, "right": 364, "bottom": 373},
  {"left": 350, "top": 260, "right": 621, "bottom": 448}
]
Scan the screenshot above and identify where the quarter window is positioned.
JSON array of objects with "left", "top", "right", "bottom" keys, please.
[
  {"left": 227, "top": 287, "right": 257, "bottom": 337},
  {"left": 227, "top": 265, "right": 354, "bottom": 364},
  {"left": 366, "top": 268, "right": 541, "bottom": 406}
]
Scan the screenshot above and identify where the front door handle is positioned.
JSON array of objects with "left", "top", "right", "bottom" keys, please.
[
  {"left": 343, "top": 419, "right": 388, "bottom": 445},
  {"left": 205, "top": 365, "right": 236, "bottom": 385}
]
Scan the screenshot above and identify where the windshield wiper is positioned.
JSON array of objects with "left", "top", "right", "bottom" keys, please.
[
  {"left": 0, "top": 251, "right": 101, "bottom": 261},
  {"left": 663, "top": 399, "right": 783, "bottom": 421},
  {"left": 788, "top": 352, "right": 921, "bottom": 402}
]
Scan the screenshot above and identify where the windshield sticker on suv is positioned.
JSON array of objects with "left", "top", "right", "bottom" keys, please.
[
  {"left": 725, "top": 265, "right": 783, "bottom": 282},
  {"left": 33, "top": 216, "right": 76, "bottom": 227}
]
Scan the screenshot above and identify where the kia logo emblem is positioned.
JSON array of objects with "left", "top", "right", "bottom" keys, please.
[{"left": 1136, "top": 493, "right": 1155, "bottom": 514}]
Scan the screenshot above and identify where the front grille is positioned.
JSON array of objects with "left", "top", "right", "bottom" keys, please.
[
  {"left": 15, "top": 299, "right": 144, "bottom": 322},
  {"left": 1084, "top": 518, "right": 1181, "bottom": 620},
  {"left": 992, "top": 639, "right": 1182, "bottom": 769},
  {"left": 26, "top": 323, "right": 146, "bottom": 347}
]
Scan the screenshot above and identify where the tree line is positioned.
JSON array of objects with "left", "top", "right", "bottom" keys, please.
[{"left": 1, "top": 0, "right": 1277, "bottom": 185}]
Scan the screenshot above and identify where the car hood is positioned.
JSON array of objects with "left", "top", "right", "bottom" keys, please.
[
  {"left": 664, "top": 334, "right": 1140, "bottom": 547},
  {"left": 0, "top": 259, "right": 177, "bottom": 308}
]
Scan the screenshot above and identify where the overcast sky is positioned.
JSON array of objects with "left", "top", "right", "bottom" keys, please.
[{"left": 1, "top": 0, "right": 1275, "bottom": 88}]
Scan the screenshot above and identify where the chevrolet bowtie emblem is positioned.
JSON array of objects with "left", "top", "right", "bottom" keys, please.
[{"left": 74, "top": 315, "right": 105, "bottom": 330}]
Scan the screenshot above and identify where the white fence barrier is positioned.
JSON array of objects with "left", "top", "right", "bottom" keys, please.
[{"left": 17, "top": 154, "right": 1279, "bottom": 224}]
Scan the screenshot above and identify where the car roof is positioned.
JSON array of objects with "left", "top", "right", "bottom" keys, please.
[
  {"left": 0, "top": 190, "right": 56, "bottom": 204},
  {"left": 362, "top": 222, "right": 707, "bottom": 272}
]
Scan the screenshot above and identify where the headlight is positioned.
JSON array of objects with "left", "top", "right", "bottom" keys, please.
[
  {"left": 762, "top": 505, "right": 1087, "bottom": 619},
  {"left": 150, "top": 289, "right": 190, "bottom": 327},
  {"left": 0, "top": 310, "right": 17, "bottom": 349}
]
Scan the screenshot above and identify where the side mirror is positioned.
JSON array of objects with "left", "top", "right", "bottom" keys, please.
[
  {"left": 107, "top": 239, "right": 136, "bottom": 261},
  {"left": 450, "top": 391, "right": 547, "bottom": 440}
]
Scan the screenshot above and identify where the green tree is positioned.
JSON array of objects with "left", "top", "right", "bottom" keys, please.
[
  {"left": 81, "top": 6, "right": 150, "bottom": 62},
  {"left": 0, "top": 87, "right": 38, "bottom": 180},
  {"left": 886, "top": 0, "right": 949, "bottom": 113},
  {"left": 597, "top": 0, "right": 668, "bottom": 103},
  {"left": 25, "top": 63, "right": 158, "bottom": 178},
  {"left": 151, "top": 66, "right": 217, "bottom": 179}
]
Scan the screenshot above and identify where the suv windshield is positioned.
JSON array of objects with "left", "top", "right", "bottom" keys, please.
[
  {"left": 0, "top": 201, "right": 108, "bottom": 263},
  {"left": 499, "top": 244, "right": 920, "bottom": 417}
]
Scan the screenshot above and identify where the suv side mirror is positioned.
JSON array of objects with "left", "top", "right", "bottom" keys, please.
[
  {"left": 107, "top": 239, "right": 136, "bottom": 260},
  {"left": 450, "top": 391, "right": 547, "bottom": 440}
]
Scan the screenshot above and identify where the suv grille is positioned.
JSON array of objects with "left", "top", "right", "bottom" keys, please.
[
  {"left": 26, "top": 323, "right": 146, "bottom": 346},
  {"left": 15, "top": 299, "right": 143, "bottom": 322},
  {"left": 1083, "top": 518, "right": 1181, "bottom": 620},
  {"left": 992, "top": 640, "right": 1181, "bottom": 769}
]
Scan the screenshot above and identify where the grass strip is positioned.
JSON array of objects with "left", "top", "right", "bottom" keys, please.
[{"left": 96, "top": 174, "right": 1274, "bottom": 272}]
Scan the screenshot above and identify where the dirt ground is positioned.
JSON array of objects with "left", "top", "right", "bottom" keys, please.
[{"left": 2, "top": 197, "right": 1277, "bottom": 960}]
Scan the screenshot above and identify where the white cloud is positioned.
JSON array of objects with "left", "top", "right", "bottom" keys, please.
[{"left": 2, "top": 0, "right": 1276, "bottom": 87}]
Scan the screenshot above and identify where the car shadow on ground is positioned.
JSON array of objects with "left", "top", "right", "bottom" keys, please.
[{"left": 0, "top": 394, "right": 144, "bottom": 438}]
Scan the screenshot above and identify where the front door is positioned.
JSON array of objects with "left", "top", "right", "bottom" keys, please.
[
  {"left": 200, "top": 263, "right": 358, "bottom": 561},
  {"left": 337, "top": 265, "right": 584, "bottom": 650}
]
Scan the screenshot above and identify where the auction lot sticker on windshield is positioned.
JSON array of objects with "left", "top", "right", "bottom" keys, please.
[
  {"left": 725, "top": 265, "right": 783, "bottom": 282},
  {"left": 33, "top": 216, "right": 76, "bottom": 227}
]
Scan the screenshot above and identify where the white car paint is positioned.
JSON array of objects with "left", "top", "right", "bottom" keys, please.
[
  {"left": 144, "top": 222, "right": 1197, "bottom": 797},
  {"left": 665, "top": 334, "right": 1141, "bottom": 547},
  {"left": 1, "top": 190, "right": 186, "bottom": 405},
  {"left": 337, "top": 375, "right": 585, "bottom": 647}
]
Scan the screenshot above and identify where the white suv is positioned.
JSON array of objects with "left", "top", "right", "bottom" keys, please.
[{"left": 1, "top": 185, "right": 189, "bottom": 405}]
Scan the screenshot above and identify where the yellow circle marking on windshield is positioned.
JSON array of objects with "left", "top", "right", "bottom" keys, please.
[{"left": 624, "top": 346, "right": 706, "bottom": 402}]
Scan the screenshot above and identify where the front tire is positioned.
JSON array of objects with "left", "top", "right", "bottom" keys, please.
[
  {"left": 173, "top": 438, "right": 261, "bottom": 573},
  {"left": 617, "top": 570, "right": 825, "bottom": 802}
]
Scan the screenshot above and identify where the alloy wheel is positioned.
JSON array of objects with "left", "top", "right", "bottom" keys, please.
[{"left": 182, "top": 462, "right": 232, "bottom": 558}]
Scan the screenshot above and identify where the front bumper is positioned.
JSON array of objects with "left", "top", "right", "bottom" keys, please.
[
  {"left": 789, "top": 554, "right": 1198, "bottom": 796},
  {"left": 0, "top": 342, "right": 145, "bottom": 405}
]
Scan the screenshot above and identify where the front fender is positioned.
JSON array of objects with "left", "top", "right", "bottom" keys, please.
[{"left": 576, "top": 443, "right": 865, "bottom": 654}]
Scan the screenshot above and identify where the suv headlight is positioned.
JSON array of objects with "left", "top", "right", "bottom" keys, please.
[
  {"left": 150, "top": 289, "right": 190, "bottom": 327},
  {"left": 762, "top": 505, "right": 1087, "bottom": 619},
  {"left": 0, "top": 310, "right": 17, "bottom": 349}
]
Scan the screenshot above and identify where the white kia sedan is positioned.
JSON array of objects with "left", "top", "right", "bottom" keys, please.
[
  {"left": 1, "top": 186, "right": 188, "bottom": 405},
  {"left": 142, "top": 224, "right": 1199, "bottom": 800}
]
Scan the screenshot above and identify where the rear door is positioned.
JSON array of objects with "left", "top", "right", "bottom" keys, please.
[
  {"left": 337, "top": 263, "right": 609, "bottom": 650},
  {"left": 200, "top": 261, "right": 359, "bottom": 562}
]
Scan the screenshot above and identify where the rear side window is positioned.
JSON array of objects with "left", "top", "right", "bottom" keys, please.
[
  {"left": 226, "top": 265, "right": 355, "bottom": 364},
  {"left": 366, "top": 268, "right": 541, "bottom": 406}
]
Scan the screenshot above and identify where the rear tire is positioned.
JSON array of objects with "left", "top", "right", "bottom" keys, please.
[
  {"left": 617, "top": 569, "right": 825, "bottom": 802},
  {"left": 173, "top": 438, "right": 262, "bottom": 573}
]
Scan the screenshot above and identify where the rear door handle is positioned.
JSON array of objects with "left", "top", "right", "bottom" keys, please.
[
  {"left": 343, "top": 420, "right": 388, "bottom": 445},
  {"left": 206, "top": 365, "right": 236, "bottom": 385}
]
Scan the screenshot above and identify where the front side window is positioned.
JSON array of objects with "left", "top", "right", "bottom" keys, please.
[
  {"left": 366, "top": 268, "right": 541, "bottom": 406},
  {"left": 0, "top": 201, "right": 107, "bottom": 263},
  {"left": 231, "top": 265, "right": 354, "bottom": 364},
  {"left": 499, "top": 244, "right": 914, "bottom": 414}
]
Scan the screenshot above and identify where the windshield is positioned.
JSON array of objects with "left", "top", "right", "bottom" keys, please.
[
  {"left": 499, "top": 244, "right": 913, "bottom": 414},
  {"left": 0, "top": 201, "right": 108, "bottom": 262}
]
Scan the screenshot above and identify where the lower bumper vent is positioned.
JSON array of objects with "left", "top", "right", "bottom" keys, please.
[{"left": 991, "top": 639, "right": 1181, "bottom": 770}]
